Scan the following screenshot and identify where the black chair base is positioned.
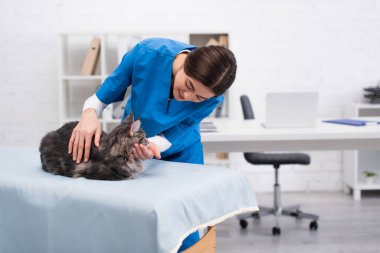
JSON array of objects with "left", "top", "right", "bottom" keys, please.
[{"left": 238, "top": 204, "right": 319, "bottom": 235}]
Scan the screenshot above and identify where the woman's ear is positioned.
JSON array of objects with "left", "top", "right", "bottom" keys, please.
[{"left": 128, "top": 120, "right": 141, "bottom": 137}]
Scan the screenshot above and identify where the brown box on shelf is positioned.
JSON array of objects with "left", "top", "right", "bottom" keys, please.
[
  {"left": 216, "top": 152, "right": 229, "bottom": 160},
  {"left": 205, "top": 38, "right": 220, "bottom": 46},
  {"left": 81, "top": 37, "right": 101, "bottom": 75},
  {"left": 205, "top": 36, "right": 229, "bottom": 48},
  {"left": 218, "top": 35, "right": 228, "bottom": 48}
]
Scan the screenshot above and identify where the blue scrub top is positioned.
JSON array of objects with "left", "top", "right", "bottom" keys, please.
[{"left": 96, "top": 38, "right": 223, "bottom": 164}]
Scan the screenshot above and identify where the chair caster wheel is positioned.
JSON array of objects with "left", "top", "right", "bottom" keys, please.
[
  {"left": 309, "top": 220, "right": 318, "bottom": 231},
  {"left": 239, "top": 219, "right": 248, "bottom": 229},
  {"left": 272, "top": 226, "right": 281, "bottom": 236}
]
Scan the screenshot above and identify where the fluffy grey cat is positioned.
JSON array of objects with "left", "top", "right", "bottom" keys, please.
[{"left": 39, "top": 113, "right": 148, "bottom": 180}]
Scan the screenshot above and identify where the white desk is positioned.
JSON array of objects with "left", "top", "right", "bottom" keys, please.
[
  {"left": 201, "top": 118, "right": 380, "bottom": 200},
  {"left": 201, "top": 118, "right": 380, "bottom": 153}
]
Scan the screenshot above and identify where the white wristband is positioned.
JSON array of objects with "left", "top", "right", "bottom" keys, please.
[
  {"left": 83, "top": 94, "right": 107, "bottom": 118},
  {"left": 148, "top": 135, "right": 172, "bottom": 153}
]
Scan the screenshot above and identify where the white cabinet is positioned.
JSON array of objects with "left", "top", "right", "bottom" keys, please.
[
  {"left": 58, "top": 33, "right": 229, "bottom": 132},
  {"left": 58, "top": 33, "right": 117, "bottom": 132},
  {"left": 343, "top": 104, "right": 380, "bottom": 200}
]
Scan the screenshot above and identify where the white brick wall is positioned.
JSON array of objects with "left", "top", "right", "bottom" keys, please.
[
  {"left": 0, "top": 0, "right": 59, "bottom": 146},
  {"left": 1, "top": 0, "right": 380, "bottom": 191}
]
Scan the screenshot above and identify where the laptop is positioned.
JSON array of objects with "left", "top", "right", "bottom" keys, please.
[{"left": 263, "top": 92, "right": 319, "bottom": 128}]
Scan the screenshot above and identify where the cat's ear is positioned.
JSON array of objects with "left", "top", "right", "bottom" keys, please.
[
  {"left": 123, "top": 112, "right": 134, "bottom": 125},
  {"left": 128, "top": 119, "right": 141, "bottom": 137}
]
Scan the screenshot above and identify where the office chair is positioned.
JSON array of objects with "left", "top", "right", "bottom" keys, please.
[{"left": 238, "top": 95, "right": 319, "bottom": 236}]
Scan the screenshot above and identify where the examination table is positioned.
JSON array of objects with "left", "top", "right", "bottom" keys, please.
[{"left": 0, "top": 147, "right": 258, "bottom": 253}]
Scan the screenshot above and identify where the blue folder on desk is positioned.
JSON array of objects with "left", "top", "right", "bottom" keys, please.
[{"left": 323, "top": 119, "right": 379, "bottom": 126}]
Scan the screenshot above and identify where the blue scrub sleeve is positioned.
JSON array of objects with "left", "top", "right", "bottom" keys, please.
[
  {"left": 161, "top": 96, "right": 223, "bottom": 157},
  {"left": 96, "top": 43, "right": 142, "bottom": 104}
]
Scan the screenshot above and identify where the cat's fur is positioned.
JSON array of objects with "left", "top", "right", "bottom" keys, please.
[{"left": 39, "top": 113, "right": 148, "bottom": 180}]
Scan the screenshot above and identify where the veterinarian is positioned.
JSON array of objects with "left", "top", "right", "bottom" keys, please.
[{"left": 68, "top": 38, "right": 236, "bottom": 252}]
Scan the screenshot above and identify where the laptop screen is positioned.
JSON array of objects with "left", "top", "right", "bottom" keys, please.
[{"left": 263, "top": 92, "right": 319, "bottom": 128}]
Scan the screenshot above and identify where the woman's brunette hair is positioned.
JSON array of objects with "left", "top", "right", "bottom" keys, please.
[{"left": 184, "top": 45, "right": 237, "bottom": 96}]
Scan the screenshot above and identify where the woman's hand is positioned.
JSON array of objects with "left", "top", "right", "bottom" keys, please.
[
  {"left": 68, "top": 108, "right": 102, "bottom": 163},
  {"left": 132, "top": 141, "right": 161, "bottom": 160}
]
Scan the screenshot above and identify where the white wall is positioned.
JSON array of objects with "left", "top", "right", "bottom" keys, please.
[
  {"left": 0, "top": 0, "right": 58, "bottom": 145},
  {"left": 1, "top": 0, "right": 380, "bottom": 192}
]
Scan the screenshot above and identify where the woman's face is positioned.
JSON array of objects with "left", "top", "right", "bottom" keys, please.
[{"left": 173, "top": 68, "right": 216, "bottom": 103}]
